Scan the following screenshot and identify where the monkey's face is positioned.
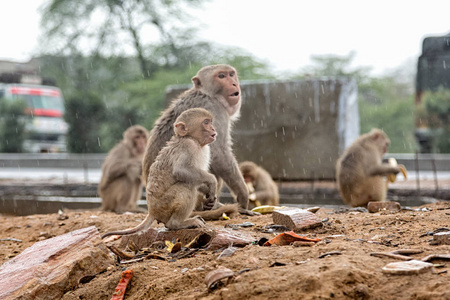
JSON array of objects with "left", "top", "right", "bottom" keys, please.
[
  {"left": 193, "top": 66, "right": 241, "bottom": 106},
  {"left": 134, "top": 133, "right": 148, "bottom": 154},
  {"left": 215, "top": 68, "right": 240, "bottom": 106},
  {"left": 199, "top": 117, "right": 217, "bottom": 146}
]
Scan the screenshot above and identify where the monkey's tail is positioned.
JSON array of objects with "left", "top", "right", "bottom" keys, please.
[
  {"left": 101, "top": 214, "right": 155, "bottom": 239},
  {"left": 192, "top": 203, "right": 239, "bottom": 221}
]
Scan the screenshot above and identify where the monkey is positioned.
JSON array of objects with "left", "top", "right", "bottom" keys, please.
[
  {"left": 336, "top": 128, "right": 406, "bottom": 207},
  {"left": 239, "top": 161, "right": 280, "bottom": 209},
  {"left": 142, "top": 64, "right": 257, "bottom": 216},
  {"left": 98, "top": 125, "right": 149, "bottom": 213},
  {"left": 101, "top": 108, "right": 218, "bottom": 238}
]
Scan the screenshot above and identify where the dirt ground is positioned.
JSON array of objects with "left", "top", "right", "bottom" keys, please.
[{"left": 1, "top": 197, "right": 450, "bottom": 300}]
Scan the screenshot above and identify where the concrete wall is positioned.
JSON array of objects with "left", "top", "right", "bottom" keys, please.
[{"left": 165, "top": 78, "right": 359, "bottom": 180}]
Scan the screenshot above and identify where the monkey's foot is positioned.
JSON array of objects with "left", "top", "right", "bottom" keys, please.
[{"left": 239, "top": 207, "right": 261, "bottom": 216}]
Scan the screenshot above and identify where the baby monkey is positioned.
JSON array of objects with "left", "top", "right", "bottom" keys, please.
[{"left": 102, "top": 108, "right": 218, "bottom": 238}]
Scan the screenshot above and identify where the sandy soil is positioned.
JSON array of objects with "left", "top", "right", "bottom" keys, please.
[{"left": 1, "top": 199, "right": 450, "bottom": 300}]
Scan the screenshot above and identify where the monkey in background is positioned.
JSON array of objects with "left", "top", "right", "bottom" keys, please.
[
  {"left": 336, "top": 128, "right": 406, "bottom": 207},
  {"left": 102, "top": 108, "right": 218, "bottom": 238},
  {"left": 142, "top": 64, "right": 256, "bottom": 216},
  {"left": 239, "top": 161, "right": 280, "bottom": 209},
  {"left": 98, "top": 125, "right": 149, "bottom": 213}
]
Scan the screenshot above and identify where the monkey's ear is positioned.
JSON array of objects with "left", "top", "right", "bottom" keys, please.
[
  {"left": 175, "top": 121, "right": 188, "bottom": 136},
  {"left": 192, "top": 76, "right": 201, "bottom": 89}
]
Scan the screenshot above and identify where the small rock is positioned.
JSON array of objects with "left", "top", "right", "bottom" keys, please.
[
  {"left": 367, "top": 201, "right": 401, "bottom": 213},
  {"left": 381, "top": 260, "right": 433, "bottom": 275},
  {"left": 431, "top": 232, "right": 450, "bottom": 245}
]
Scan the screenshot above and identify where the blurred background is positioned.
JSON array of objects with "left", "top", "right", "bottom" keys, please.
[{"left": 0, "top": 0, "right": 449, "bottom": 189}]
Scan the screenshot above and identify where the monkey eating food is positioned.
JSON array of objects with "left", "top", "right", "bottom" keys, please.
[
  {"left": 142, "top": 64, "right": 256, "bottom": 216},
  {"left": 98, "top": 125, "right": 149, "bottom": 213},
  {"left": 102, "top": 108, "right": 218, "bottom": 238},
  {"left": 239, "top": 161, "right": 280, "bottom": 209},
  {"left": 336, "top": 128, "right": 407, "bottom": 207}
]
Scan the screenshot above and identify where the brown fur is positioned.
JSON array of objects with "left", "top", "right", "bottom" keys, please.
[
  {"left": 142, "top": 64, "right": 255, "bottom": 215},
  {"left": 239, "top": 161, "right": 280, "bottom": 209},
  {"left": 98, "top": 125, "right": 149, "bottom": 213},
  {"left": 102, "top": 108, "right": 217, "bottom": 238},
  {"left": 336, "top": 128, "right": 403, "bottom": 207}
]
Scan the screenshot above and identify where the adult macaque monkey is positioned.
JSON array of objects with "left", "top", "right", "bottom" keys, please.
[
  {"left": 143, "top": 64, "right": 256, "bottom": 215},
  {"left": 336, "top": 128, "right": 407, "bottom": 207},
  {"left": 239, "top": 161, "right": 280, "bottom": 209},
  {"left": 102, "top": 108, "right": 218, "bottom": 238},
  {"left": 98, "top": 125, "right": 149, "bottom": 213}
]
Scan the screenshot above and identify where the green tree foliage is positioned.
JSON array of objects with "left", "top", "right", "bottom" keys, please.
[
  {"left": 0, "top": 99, "right": 27, "bottom": 152},
  {"left": 64, "top": 92, "right": 106, "bottom": 153},
  {"left": 40, "top": 0, "right": 206, "bottom": 78},
  {"left": 419, "top": 88, "right": 450, "bottom": 153}
]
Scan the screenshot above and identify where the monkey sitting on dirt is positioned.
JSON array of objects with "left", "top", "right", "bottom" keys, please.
[
  {"left": 143, "top": 64, "right": 256, "bottom": 216},
  {"left": 239, "top": 161, "right": 280, "bottom": 209},
  {"left": 336, "top": 128, "right": 407, "bottom": 207},
  {"left": 102, "top": 108, "right": 218, "bottom": 238}
]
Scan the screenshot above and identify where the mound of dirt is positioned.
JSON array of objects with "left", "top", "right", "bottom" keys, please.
[{"left": 1, "top": 201, "right": 449, "bottom": 299}]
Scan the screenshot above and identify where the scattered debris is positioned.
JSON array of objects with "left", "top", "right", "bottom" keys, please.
[
  {"left": 370, "top": 249, "right": 424, "bottom": 261},
  {"left": 430, "top": 231, "right": 450, "bottom": 245},
  {"left": 367, "top": 201, "right": 401, "bottom": 213},
  {"left": 207, "top": 229, "right": 255, "bottom": 251},
  {"left": 263, "top": 231, "right": 321, "bottom": 246},
  {"left": 111, "top": 269, "right": 133, "bottom": 300},
  {"left": 251, "top": 205, "right": 285, "bottom": 214},
  {"left": 166, "top": 240, "right": 182, "bottom": 253},
  {"left": 225, "top": 221, "right": 255, "bottom": 229},
  {"left": 381, "top": 260, "right": 434, "bottom": 275},
  {"left": 257, "top": 224, "right": 290, "bottom": 233},
  {"left": 0, "top": 238, "right": 22, "bottom": 243},
  {"left": 57, "top": 209, "right": 68, "bottom": 221},
  {"left": 370, "top": 252, "right": 413, "bottom": 261},
  {"left": 305, "top": 207, "right": 321, "bottom": 213},
  {"left": 205, "top": 266, "right": 234, "bottom": 290},
  {"left": 419, "top": 227, "right": 450, "bottom": 237},
  {"left": 109, "top": 245, "right": 135, "bottom": 260},
  {"left": 270, "top": 261, "right": 287, "bottom": 267},
  {"left": 272, "top": 208, "right": 322, "bottom": 231},
  {"left": 318, "top": 251, "right": 342, "bottom": 259},
  {"left": 218, "top": 246, "right": 237, "bottom": 259},
  {"left": 421, "top": 254, "right": 450, "bottom": 262}
]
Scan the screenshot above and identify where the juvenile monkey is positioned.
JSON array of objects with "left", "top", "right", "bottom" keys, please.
[
  {"left": 143, "top": 64, "right": 255, "bottom": 215},
  {"left": 336, "top": 128, "right": 406, "bottom": 207},
  {"left": 98, "top": 125, "right": 149, "bottom": 213},
  {"left": 239, "top": 161, "right": 280, "bottom": 209},
  {"left": 102, "top": 108, "right": 217, "bottom": 238}
]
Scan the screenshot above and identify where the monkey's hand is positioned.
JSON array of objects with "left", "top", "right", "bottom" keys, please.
[{"left": 203, "top": 195, "right": 217, "bottom": 211}]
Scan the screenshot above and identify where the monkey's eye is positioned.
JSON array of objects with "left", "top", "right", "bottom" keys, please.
[
  {"left": 229, "top": 72, "right": 235, "bottom": 77},
  {"left": 203, "top": 119, "right": 211, "bottom": 125},
  {"left": 218, "top": 73, "right": 226, "bottom": 79}
]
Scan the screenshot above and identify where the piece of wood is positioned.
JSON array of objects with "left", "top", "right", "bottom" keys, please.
[
  {"left": 272, "top": 208, "right": 322, "bottom": 231},
  {"left": 0, "top": 226, "right": 113, "bottom": 300},
  {"left": 367, "top": 201, "right": 401, "bottom": 213}
]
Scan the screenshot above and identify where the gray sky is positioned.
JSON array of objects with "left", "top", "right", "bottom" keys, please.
[{"left": 1, "top": 0, "right": 449, "bottom": 76}]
